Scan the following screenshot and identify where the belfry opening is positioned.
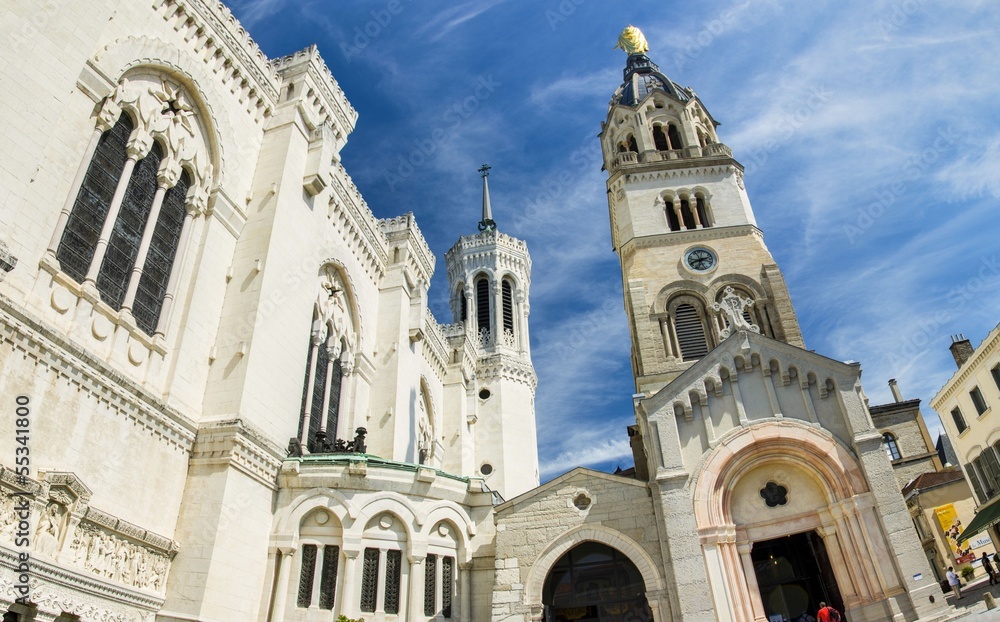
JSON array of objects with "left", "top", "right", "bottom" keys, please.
[
  {"left": 751, "top": 531, "right": 844, "bottom": 622},
  {"left": 542, "top": 542, "right": 653, "bottom": 622}
]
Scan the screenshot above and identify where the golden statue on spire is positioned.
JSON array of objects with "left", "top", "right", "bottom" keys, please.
[{"left": 614, "top": 25, "right": 649, "bottom": 54}]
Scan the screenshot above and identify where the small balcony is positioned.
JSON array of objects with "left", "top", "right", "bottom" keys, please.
[{"left": 608, "top": 142, "right": 733, "bottom": 173}]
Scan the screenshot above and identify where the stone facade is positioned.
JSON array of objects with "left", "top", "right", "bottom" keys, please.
[{"left": 0, "top": 1, "right": 536, "bottom": 620}]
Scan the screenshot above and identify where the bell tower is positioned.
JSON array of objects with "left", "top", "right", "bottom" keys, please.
[
  {"left": 601, "top": 29, "right": 804, "bottom": 396},
  {"left": 444, "top": 165, "right": 538, "bottom": 499}
]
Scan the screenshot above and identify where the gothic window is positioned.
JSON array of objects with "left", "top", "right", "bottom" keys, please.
[
  {"left": 653, "top": 125, "right": 669, "bottom": 151},
  {"left": 667, "top": 124, "right": 682, "bottom": 150},
  {"left": 132, "top": 170, "right": 189, "bottom": 334},
  {"left": 971, "top": 386, "right": 989, "bottom": 415},
  {"left": 674, "top": 303, "right": 710, "bottom": 361},
  {"left": 457, "top": 285, "right": 467, "bottom": 322},
  {"left": 57, "top": 114, "right": 133, "bottom": 283},
  {"left": 95, "top": 141, "right": 164, "bottom": 310},
  {"left": 951, "top": 407, "right": 967, "bottom": 433},
  {"left": 501, "top": 279, "right": 514, "bottom": 335},
  {"left": 53, "top": 76, "right": 212, "bottom": 339},
  {"left": 360, "top": 548, "right": 380, "bottom": 613},
  {"left": 882, "top": 433, "right": 901, "bottom": 461},
  {"left": 476, "top": 276, "right": 491, "bottom": 337},
  {"left": 297, "top": 544, "right": 318, "bottom": 608},
  {"left": 298, "top": 275, "right": 353, "bottom": 452}
]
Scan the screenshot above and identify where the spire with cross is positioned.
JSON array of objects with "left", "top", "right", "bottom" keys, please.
[{"left": 478, "top": 164, "right": 496, "bottom": 232}]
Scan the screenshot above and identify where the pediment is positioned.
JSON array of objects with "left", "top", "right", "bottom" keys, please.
[{"left": 495, "top": 467, "right": 646, "bottom": 515}]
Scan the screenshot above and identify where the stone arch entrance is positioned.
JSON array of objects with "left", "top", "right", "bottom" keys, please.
[
  {"left": 542, "top": 541, "right": 652, "bottom": 621},
  {"left": 693, "top": 420, "right": 904, "bottom": 622}
]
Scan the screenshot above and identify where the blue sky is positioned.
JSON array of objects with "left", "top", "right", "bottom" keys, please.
[{"left": 224, "top": 0, "right": 1000, "bottom": 480}]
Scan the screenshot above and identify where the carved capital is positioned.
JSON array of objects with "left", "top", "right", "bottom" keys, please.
[
  {"left": 157, "top": 159, "right": 182, "bottom": 189},
  {"left": 126, "top": 132, "right": 153, "bottom": 160}
]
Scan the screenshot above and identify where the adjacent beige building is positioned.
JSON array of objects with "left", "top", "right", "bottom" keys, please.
[{"left": 931, "top": 327, "right": 1000, "bottom": 559}]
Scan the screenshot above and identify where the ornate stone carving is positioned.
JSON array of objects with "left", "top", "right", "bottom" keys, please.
[
  {"left": 712, "top": 286, "right": 760, "bottom": 339},
  {"left": 67, "top": 524, "right": 172, "bottom": 592}
]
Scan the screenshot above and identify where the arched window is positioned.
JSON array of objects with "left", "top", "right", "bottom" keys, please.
[
  {"left": 624, "top": 135, "right": 638, "bottom": 153},
  {"left": 667, "top": 124, "right": 682, "bottom": 150},
  {"left": 501, "top": 279, "right": 514, "bottom": 335},
  {"left": 882, "top": 433, "right": 901, "bottom": 461},
  {"left": 95, "top": 141, "right": 164, "bottom": 310},
  {"left": 674, "top": 302, "right": 710, "bottom": 361},
  {"left": 543, "top": 542, "right": 652, "bottom": 621},
  {"left": 664, "top": 197, "right": 681, "bottom": 232},
  {"left": 294, "top": 509, "right": 342, "bottom": 612},
  {"left": 458, "top": 287, "right": 467, "bottom": 322},
  {"left": 298, "top": 271, "right": 354, "bottom": 453},
  {"left": 52, "top": 76, "right": 210, "bottom": 338},
  {"left": 475, "top": 276, "right": 491, "bottom": 338},
  {"left": 695, "top": 195, "right": 711, "bottom": 227},
  {"left": 652, "top": 125, "right": 669, "bottom": 151},
  {"left": 360, "top": 514, "right": 406, "bottom": 614},
  {"left": 680, "top": 198, "right": 696, "bottom": 230},
  {"left": 425, "top": 522, "right": 460, "bottom": 618},
  {"left": 56, "top": 114, "right": 133, "bottom": 283}
]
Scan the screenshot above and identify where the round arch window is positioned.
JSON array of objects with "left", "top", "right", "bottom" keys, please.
[{"left": 543, "top": 542, "right": 652, "bottom": 621}]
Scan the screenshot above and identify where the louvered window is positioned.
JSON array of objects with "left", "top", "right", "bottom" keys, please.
[
  {"left": 133, "top": 170, "right": 189, "bottom": 334},
  {"left": 384, "top": 549, "right": 402, "bottom": 614},
  {"left": 425, "top": 554, "right": 437, "bottom": 616},
  {"left": 96, "top": 142, "right": 163, "bottom": 310},
  {"left": 974, "top": 455, "right": 997, "bottom": 500},
  {"left": 318, "top": 545, "right": 339, "bottom": 610},
  {"left": 460, "top": 291, "right": 467, "bottom": 322},
  {"left": 966, "top": 461, "right": 987, "bottom": 503},
  {"left": 476, "top": 277, "right": 491, "bottom": 336},
  {"left": 502, "top": 280, "right": 514, "bottom": 334},
  {"left": 57, "top": 114, "right": 133, "bottom": 282},
  {"left": 360, "top": 548, "right": 380, "bottom": 612},
  {"left": 297, "top": 544, "right": 318, "bottom": 608},
  {"left": 674, "top": 304, "right": 709, "bottom": 361},
  {"left": 982, "top": 448, "right": 1000, "bottom": 496}
]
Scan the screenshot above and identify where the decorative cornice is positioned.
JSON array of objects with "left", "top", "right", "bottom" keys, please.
[
  {"left": 0, "top": 296, "right": 197, "bottom": 451},
  {"left": 620, "top": 224, "right": 763, "bottom": 259},
  {"left": 188, "top": 419, "right": 286, "bottom": 489},
  {"left": 931, "top": 321, "right": 1000, "bottom": 408},
  {"left": 476, "top": 354, "right": 537, "bottom": 391}
]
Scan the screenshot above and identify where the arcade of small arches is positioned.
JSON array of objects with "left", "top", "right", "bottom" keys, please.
[
  {"left": 657, "top": 190, "right": 714, "bottom": 232},
  {"left": 452, "top": 271, "right": 527, "bottom": 351},
  {"left": 268, "top": 494, "right": 474, "bottom": 622},
  {"left": 657, "top": 285, "right": 773, "bottom": 362}
]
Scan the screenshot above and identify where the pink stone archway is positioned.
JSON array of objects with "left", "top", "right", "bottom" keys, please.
[{"left": 692, "top": 420, "right": 889, "bottom": 622}]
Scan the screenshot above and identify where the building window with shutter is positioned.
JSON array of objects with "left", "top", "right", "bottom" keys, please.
[
  {"left": 951, "top": 407, "right": 967, "bottom": 433},
  {"left": 672, "top": 302, "right": 710, "bottom": 361},
  {"left": 971, "top": 386, "right": 989, "bottom": 416}
]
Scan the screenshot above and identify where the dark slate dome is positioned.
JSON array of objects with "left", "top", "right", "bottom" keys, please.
[{"left": 611, "top": 54, "right": 691, "bottom": 108}]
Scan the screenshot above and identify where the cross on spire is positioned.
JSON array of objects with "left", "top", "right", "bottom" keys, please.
[{"left": 478, "top": 163, "right": 496, "bottom": 232}]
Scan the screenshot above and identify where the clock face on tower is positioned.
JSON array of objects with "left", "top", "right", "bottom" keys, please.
[{"left": 685, "top": 248, "right": 716, "bottom": 272}]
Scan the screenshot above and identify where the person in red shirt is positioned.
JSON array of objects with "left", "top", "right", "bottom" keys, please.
[{"left": 817, "top": 601, "right": 841, "bottom": 622}]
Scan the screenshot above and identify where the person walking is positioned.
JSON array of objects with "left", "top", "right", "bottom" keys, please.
[
  {"left": 984, "top": 551, "right": 997, "bottom": 586},
  {"left": 946, "top": 566, "right": 962, "bottom": 599},
  {"left": 817, "top": 601, "right": 841, "bottom": 622}
]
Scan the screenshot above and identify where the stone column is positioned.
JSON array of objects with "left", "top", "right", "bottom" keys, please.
[
  {"left": 335, "top": 359, "right": 354, "bottom": 441},
  {"left": 672, "top": 198, "right": 684, "bottom": 231},
  {"left": 340, "top": 549, "right": 361, "bottom": 618},
  {"left": 83, "top": 136, "right": 151, "bottom": 285},
  {"left": 435, "top": 553, "right": 444, "bottom": 613},
  {"left": 317, "top": 341, "right": 338, "bottom": 439},
  {"left": 269, "top": 546, "right": 296, "bottom": 622},
  {"left": 737, "top": 542, "right": 768, "bottom": 622},
  {"left": 460, "top": 562, "right": 471, "bottom": 622},
  {"left": 690, "top": 196, "right": 703, "bottom": 228},
  {"left": 374, "top": 549, "right": 387, "bottom": 613},
  {"left": 817, "top": 521, "right": 860, "bottom": 609},
  {"left": 464, "top": 285, "right": 474, "bottom": 331},
  {"left": 121, "top": 163, "right": 179, "bottom": 313},
  {"left": 408, "top": 555, "right": 425, "bottom": 621}
]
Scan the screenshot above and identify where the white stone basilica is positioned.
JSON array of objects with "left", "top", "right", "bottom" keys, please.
[{"left": 0, "top": 5, "right": 958, "bottom": 622}]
